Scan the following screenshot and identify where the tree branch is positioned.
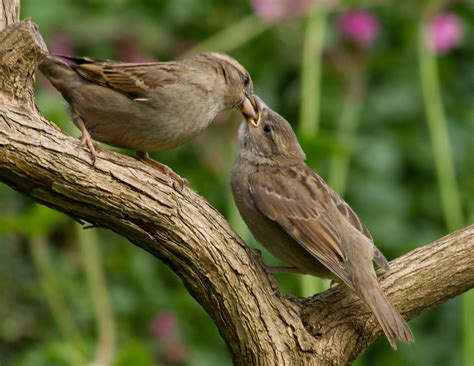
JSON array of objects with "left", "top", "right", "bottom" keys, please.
[
  {"left": 0, "top": 0, "right": 18, "bottom": 30},
  {"left": 0, "top": 16, "right": 473, "bottom": 366}
]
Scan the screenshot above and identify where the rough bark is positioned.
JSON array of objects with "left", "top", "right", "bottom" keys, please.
[
  {"left": 0, "top": 0, "right": 18, "bottom": 30},
  {"left": 1, "top": 7, "right": 473, "bottom": 366}
]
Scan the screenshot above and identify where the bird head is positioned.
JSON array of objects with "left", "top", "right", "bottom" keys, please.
[
  {"left": 238, "top": 97, "right": 305, "bottom": 162},
  {"left": 200, "top": 52, "right": 261, "bottom": 125}
]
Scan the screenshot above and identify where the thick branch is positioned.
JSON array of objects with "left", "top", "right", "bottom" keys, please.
[
  {"left": 1, "top": 18, "right": 473, "bottom": 366},
  {"left": 0, "top": 0, "right": 18, "bottom": 30}
]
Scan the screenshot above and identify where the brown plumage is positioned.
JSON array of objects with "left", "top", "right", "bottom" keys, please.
[
  {"left": 39, "top": 52, "right": 260, "bottom": 185},
  {"left": 231, "top": 103, "right": 413, "bottom": 349}
]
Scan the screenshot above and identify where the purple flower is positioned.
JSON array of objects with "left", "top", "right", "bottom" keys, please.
[
  {"left": 426, "top": 13, "right": 462, "bottom": 55},
  {"left": 339, "top": 11, "right": 380, "bottom": 48},
  {"left": 251, "top": 0, "right": 313, "bottom": 21}
]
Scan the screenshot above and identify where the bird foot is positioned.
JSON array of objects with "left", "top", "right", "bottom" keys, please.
[
  {"left": 250, "top": 249, "right": 280, "bottom": 294},
  {"left": 72, "top": 110, "right": 100, "bottom": 165},
  {"left": 138, "top": 153, "right": 189, "bottom": 190},
  {"left": 80, "top": 130, "right": 101, "bottom": 165},
  {"left": 263, "top": 269, "right": 280, "bottom": 294}
]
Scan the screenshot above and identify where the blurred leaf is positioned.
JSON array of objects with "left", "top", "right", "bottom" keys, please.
[
  {"left": 114, "top": 343, "right": 153, "bottom": 366},
  {"left": 0, "top": 204, "right": 67, "bottom": 235}
]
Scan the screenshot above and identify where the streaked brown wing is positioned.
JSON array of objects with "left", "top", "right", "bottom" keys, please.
[
  {"left": 310, "top": 169, "right": 389, "bottom": 269},
  {"left": 74, "top": 60, "right": 179, "bottom": 98},
  {"left": 249, "top": 168, "right": 353, "bottom": 288},
  {"left": 305, "top": 168, "right": 373, "bottom": 241}
]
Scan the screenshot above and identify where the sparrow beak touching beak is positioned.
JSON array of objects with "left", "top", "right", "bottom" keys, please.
[{"left": 241, "top": 93, "right": 262, "bottom": 127}]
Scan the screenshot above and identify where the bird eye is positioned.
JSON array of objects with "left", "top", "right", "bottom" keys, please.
[
  {"left": 242, "top": 74, "right": 250, "bottom": 88},
  {"left": 263, "top": 124, "right": 272, "bottom": 134}
]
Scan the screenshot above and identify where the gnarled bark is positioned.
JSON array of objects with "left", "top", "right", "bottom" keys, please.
[{"left": 0, "top": 5, "right": 473, "bottom": 366}]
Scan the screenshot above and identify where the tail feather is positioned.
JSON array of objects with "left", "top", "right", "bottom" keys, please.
[
  {"left": 373, "top": 247, "right": 390, "bottom": 271},
  {"left": 357, "top": 283, "right": 414, "bottom": 350}
]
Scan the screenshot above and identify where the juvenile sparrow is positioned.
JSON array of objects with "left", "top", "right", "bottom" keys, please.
[
  {"left": 231, "top": 101, "right": 413, "bottom": 349},
  {"left": 39, "top": 52, "right": 261, "bottom": 185}
]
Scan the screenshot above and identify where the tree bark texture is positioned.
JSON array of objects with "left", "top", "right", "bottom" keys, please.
[
  {"left": 0, "top": 6, "right": 473, "bottom": 366},
  {"left": 0, "top": 0, "right": 18, "bottom": 31}
]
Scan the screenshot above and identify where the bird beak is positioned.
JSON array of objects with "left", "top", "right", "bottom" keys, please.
[{"left": 241, "top": 93, "right": 262, "bottom": 127}]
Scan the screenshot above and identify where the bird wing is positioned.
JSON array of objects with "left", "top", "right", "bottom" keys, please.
[
  {"left": 324, "top": 180, "right": 373, "bottom": 242},
  {"left": 60, "top": 56, "right": 179, "bottom": 98},
  {"left": 322, "top": 176, "right": 389, "bottom": 269},
  {"left": 249, "top": 166, "right": 353, "bottom": 288}
]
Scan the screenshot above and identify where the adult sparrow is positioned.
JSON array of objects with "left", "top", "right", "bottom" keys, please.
[
  {"left": 231, "top": 101, "right": 413, "bottom": 349},
  {"left": 39, "top": 52, "right": 261, "bottom": 186}
]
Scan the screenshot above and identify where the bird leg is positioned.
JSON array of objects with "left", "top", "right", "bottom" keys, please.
[
  {"left": 71, "top": 111, "right": 100, "bottom": 165},
  {"left": 251, "top": 248, "right": 304, "bottom": 274},
  {"left": 136, "top": 152, "right": 189, "bottom": 189},
  {"left": 250, "top": 249, "right": 305, "bottom": 293},
  {"left": 248, "top": 248, "right": 277, "bottom": 292},
  {"left": 265, "top": 266, "right": 306, "bottom": 274}
]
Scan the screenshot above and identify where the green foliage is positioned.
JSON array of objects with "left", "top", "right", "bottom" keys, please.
[{"left": 0, "top": 1, "right": 472, "bottom": 365}]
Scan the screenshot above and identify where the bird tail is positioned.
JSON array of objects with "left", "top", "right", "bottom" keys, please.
[{"left": 355, "top": 280, "right": 414, "bottom": 350}]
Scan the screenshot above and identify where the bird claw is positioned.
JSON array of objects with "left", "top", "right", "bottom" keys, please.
[
  {"left": 249, "top": 249, "right": 280, "bottom": 293},
  {"left": 171, "top": 174, "right": 189, "bottom": 191},
  {"left": 73, "top": 111, "right": 100, "bottom": 165},
  {"left": 80, "top": 131, "right": 100, "bottom": 165},
  {"left": 138, "top": 153, "right": 189, "bottom": 191},
  {"left": 159, "top": 163, "right": 189, "bottom": 190}
]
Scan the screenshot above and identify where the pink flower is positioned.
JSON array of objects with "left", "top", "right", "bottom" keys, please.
[
  {"left": 150, "top": 312, "right": 175, "bottom": 338},
  {"left": 251, "top": 0, "right": 313, "bottom": 21},
  {"left": 149, "top": 312, "right": 187, "bottom": 364},
  {"left": 426, "top": 13, "right": 462, "bottom": 55},
  {"left": 339, "top": 11, "right": 380, "bottom": 48}
]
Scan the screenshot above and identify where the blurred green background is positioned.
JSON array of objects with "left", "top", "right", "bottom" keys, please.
[{"left": 1, "top": 1, "right": 473, "bottom": 365}]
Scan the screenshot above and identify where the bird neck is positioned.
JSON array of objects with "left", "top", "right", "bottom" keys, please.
[{"left": 237, "top": 149, "right": 304, "bottom": 168}]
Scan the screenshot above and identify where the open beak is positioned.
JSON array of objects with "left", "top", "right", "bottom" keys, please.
[{"left": 241, "top": 93, "right": 262, "bottom": 127}]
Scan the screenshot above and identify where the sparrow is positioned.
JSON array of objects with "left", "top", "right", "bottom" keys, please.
[
  {"left": 39, "top": 52, "right": 261, "bottom": 186},
  {"left": 230, "top": 100, "right": 414, "bottom": 349}
]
